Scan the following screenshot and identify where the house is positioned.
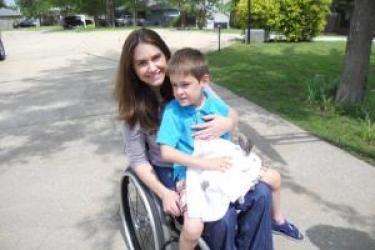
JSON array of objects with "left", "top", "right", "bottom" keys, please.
[
  {"left": 147, "top": 5, "right": 179, "bottom": 26},
  {"left": 0, "top": 7, "right": 21, "bottom": 29},
  {"left": 207, "top": 12, "right": 229, "bottom": 29}
]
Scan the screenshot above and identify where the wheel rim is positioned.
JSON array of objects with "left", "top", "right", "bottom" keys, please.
[
  {"left": 121, "top": 172, "right": 162, "bottom": 250},
  {"left": 127, "top": 180, "right": 157, "bottom": 250}
]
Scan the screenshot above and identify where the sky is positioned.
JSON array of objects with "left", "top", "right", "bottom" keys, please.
[{"left": 5, "top": 0, "right": 15, "bottom": 7}]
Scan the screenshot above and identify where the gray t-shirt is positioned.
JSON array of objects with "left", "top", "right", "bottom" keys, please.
[{"left": 122, "top": 122, "right": 171, "bottom": 169}]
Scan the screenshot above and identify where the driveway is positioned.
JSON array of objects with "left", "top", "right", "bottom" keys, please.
[{"left": 0, "top": 29, "right": 238, "bottom": 250}]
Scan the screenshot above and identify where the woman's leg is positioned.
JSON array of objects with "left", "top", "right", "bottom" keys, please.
[
  {"left": 203, "top": 206, "right": 238, "bottom": 250},
  {"left": 154, "top": 166, "right": 175, "bottom": 189},
  {"left": 236, "top": 182, "right": 273, "bottom": 250}
]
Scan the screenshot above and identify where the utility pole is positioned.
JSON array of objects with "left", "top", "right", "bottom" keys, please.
[{"left": 246, "top": 0, "right": 251, "bottom": 44}]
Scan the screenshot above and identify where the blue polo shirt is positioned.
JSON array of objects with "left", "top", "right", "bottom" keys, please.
[{"left": 156, "top": 89, "right": 230, "bottom": 181}]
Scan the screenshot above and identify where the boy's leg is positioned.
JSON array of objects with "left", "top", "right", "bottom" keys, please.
[
  {"left": 260, "top": 169, "right": 304, "bottom": 240},
  {"left": 180, "top": 214, "right": 204, "bottom": 250},
  {"left": 260, "top": 168, "right": 284, "bottom": 223},
  {"left": 236, "top": 182, "right": 273, "bottom": 250},
  {"left": 203, "top": 206, "right": 237, "bottom": 250}
]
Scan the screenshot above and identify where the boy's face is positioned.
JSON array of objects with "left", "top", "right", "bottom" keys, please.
[{"left": 170, "top": 73, "right": 209, "bottom": 107}]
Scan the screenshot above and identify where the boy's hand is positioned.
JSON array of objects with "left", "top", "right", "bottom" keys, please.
[{"left": 201, "top": 157, "right": 232, "bottom": 172}]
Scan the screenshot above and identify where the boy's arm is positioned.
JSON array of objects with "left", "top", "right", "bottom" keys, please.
[{"left": 160, "top": 144, "right": 231, "bottom": 171}]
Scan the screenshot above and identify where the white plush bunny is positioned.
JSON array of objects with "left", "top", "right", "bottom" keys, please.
[{"left": 186, "top": 138, "right": 262, "bottom": 222}]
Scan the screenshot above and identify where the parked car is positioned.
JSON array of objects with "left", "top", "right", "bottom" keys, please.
[
  {"left": 115, "top": 15, "right": 132, "bottom": 26},
  {"left": 63, "top": 15, "right": 95, "bottom": 29},
  {"left": 115, "top": 16, "right": 145, "bottom": 26},
  {"left": 0, "top": 35, "right": 5, "bottom": 61},
  {"left": 13, "top": 18, "right": 37, "bottom": 28},
  {"left": 136, "top": 17, "right": 146, "bottom": 26}
]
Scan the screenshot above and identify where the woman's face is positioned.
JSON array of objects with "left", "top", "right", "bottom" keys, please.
[{"left": 133, "top": 43, "right": 167, "bottom": 88}]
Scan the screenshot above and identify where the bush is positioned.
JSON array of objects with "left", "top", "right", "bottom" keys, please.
[
  {"left": 235, "top": 0, "right": 332, "bottom": 41},
  {"left": 236, "top": 0, "right": 279, "bottom": 30},
  {"left": 277, "top": 0, "right": 331, "bottom": 41}
]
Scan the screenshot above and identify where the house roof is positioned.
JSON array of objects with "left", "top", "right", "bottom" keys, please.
[{"left": 0, "top": 7, "right": 21, "bottom": 17}]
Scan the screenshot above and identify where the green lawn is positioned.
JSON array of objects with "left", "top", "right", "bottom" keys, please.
[{"left": 207, "top": 42, "right": 375, "bottom": 165}]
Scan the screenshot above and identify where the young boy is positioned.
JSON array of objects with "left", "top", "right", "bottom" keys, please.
[{"left": 156, "top": 48, "right": 303, "bottom": 250}]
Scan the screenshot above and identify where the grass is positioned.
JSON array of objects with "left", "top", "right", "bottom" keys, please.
[{"left": 206, "top": 41, "right": 375, "bottom": 166}]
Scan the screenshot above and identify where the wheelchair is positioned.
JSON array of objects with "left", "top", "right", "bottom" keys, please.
[
  {"left": 119, "top": 132, "right": 254, "bottom": 249},
  {"left": 120, "top": 168, "right": 210, "bottom": 250}
]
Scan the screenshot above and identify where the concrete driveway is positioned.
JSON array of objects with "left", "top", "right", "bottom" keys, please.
[
  {"left": 1, "top": 29, "right": 374, "bottom": 250},
  {"left": 0, "top": 28, "right": 237, "bottom": 250}
]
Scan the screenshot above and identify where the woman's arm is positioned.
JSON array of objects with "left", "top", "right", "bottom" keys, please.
[
  {"left": 122, "top": 122, "right": 180, "bottom": 216},
  {"left": 133, "top": 163, "right": 180, "bottom": 216},
  {"left": 192, "top": 107, "right": 238, "bottom": 140},
  {"left": 160, "top": 144, "right": 231, "bottom": 171}
]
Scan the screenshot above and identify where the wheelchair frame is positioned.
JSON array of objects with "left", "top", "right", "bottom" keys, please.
[{"left": 120, "top": 168, "right": 210, "bottom": 250}]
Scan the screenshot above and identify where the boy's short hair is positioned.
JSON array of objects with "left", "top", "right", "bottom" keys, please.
[{"left": 167, "top": 48, "right": 209, "bottom": 81}]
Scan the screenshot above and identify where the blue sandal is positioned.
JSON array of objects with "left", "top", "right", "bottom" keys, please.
[{"left": 272, "top": 220, "right": 304, "bottom": 240}]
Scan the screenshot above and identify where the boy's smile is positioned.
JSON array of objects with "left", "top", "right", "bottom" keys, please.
[{"left": 170, "top": 74, "right": 208, "bottom": 107}]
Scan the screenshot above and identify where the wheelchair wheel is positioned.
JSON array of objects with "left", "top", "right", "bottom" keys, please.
[{"left": 120, "top": 169, "right": 177, "bottom": 250}]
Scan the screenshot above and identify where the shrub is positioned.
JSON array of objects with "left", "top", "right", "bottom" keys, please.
[
  {"left": 277, "top": 0, "right": 331, "bottom": 41},
  {"left": 235, "top": 0, "right": 332, "bottom": 41},
  {"left": 236, "top": 0, "right": 279, "bottom": 30}
]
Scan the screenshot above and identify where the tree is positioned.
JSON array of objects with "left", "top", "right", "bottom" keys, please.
[
  {"left": 81, "top": 0, "right": 106, "bottom": 18},
  {"left": 16, "top": 0, "right": 52, "bottom": 18},
  {"left": 0, "top": 0, "right": 6, "bottom": 8},
  {"left": 106, "top": 0, "right": 115, "bottom": 26},
  {"left": 335, "top": 0, "right": 375, "bottom": 104}
]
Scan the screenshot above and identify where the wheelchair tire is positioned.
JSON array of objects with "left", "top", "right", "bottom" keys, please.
[{"left": 120, "top": 169, "right": 177, "bottom": 250}]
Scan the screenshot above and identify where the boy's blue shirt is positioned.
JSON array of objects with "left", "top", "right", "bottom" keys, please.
[{"left": 156, "top": 89, "right": 230, "bottom": 181}]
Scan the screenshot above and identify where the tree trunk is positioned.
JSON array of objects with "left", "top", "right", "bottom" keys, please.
[
  {"left": 106, "top": 0, "right": 115, "bottom": 27},
  {"left": 335, "top": 0, "right": 375, "bottom": 105}
]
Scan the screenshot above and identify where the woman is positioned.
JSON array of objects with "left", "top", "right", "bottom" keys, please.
[{"left": 114, "top": 28, "right": 273, "bottom": 250}]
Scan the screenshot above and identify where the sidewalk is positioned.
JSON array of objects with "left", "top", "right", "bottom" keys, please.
[
  {"left": 0, "top": 29, "right": 374, "bottom": 250},
  {"left": 213, "top": 84, "right": 375, "bottom": 250}
]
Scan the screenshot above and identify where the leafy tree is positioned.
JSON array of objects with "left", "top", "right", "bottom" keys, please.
[
  {"left": 194, "top": 0, "right": 219, "bottom": 29},
  {"left": 335, "top": 0, "right": 375, "bottom": 104},
  {"left": 331, "top": 0, "right": 353, "bottom": 13},
  {"left": 0, "top": 0, "right": 6, "bottom": 8},
  {"left": 81, "top": 0, "right": 106, "bottom": 18},
  {"left": 49, "top": 0, "right": 79, "bottom": 15},
  {"left": 16, "top": 0, "right": 52, "bottom": 18},
  {"left": 168, "top": 0, "right": 192, "bottom": 27}
]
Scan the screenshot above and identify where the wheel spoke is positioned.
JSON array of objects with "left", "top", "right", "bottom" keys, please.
[{"left": 127, "top": 179, "right": 157, "bottom": 249}]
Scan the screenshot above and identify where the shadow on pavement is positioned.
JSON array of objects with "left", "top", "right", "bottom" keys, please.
[
  {"left": 237, "top": 121, "right": 375, "bottom": 232},
  {"left": 0, "top": 48, "right": 126, "bottom": 248},
  {"left": 306, "top": 225, "right": 375, "bottom": 250}
]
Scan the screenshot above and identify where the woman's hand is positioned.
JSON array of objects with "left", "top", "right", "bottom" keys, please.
[
  {"left": 161, "top": 188, "right": 181, "bottom": 217},
  {"left": 192, "top": 114, "right": 233, "bottom": 140}
]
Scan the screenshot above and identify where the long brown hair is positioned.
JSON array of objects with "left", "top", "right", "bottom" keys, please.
[{"left": 114, "top": 28, "right": 173, "bottom": 130}]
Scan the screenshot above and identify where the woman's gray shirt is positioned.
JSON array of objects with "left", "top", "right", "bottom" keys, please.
[{"left": 122, "top": 122, "right": 171, "bottom": 169}]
